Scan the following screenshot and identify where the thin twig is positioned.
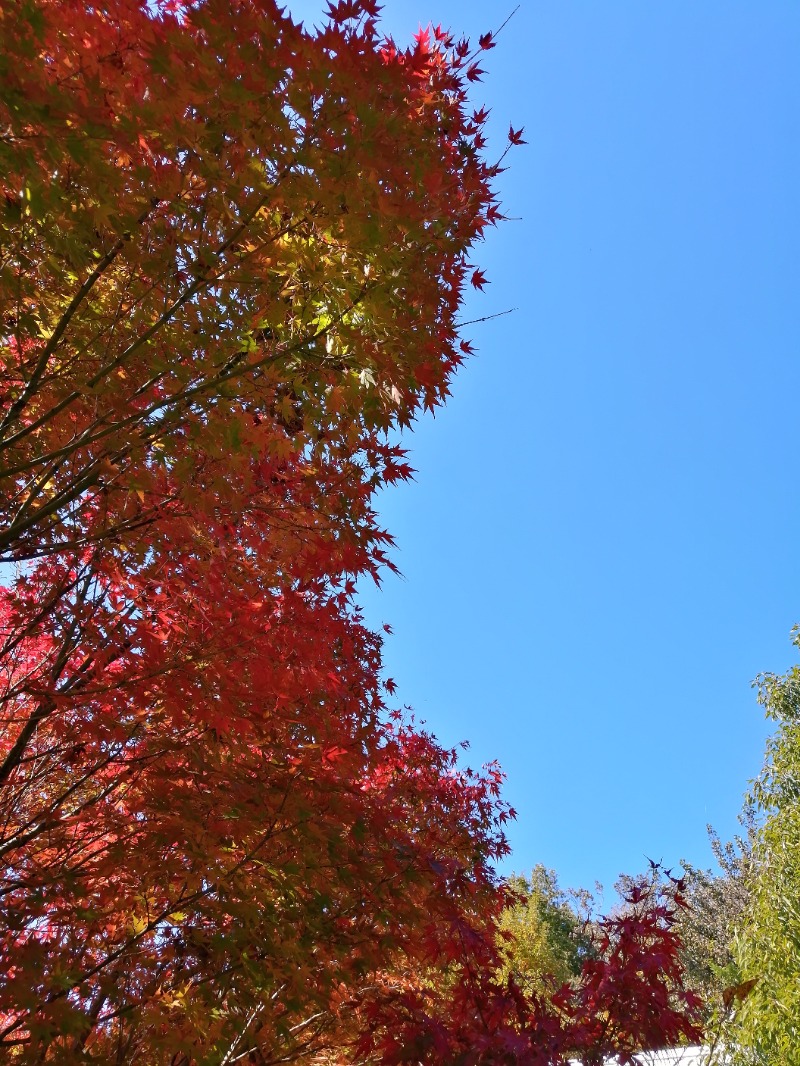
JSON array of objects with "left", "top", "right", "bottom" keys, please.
[{"left": 456, "top": 307, "right": 516, "bottom": 328}]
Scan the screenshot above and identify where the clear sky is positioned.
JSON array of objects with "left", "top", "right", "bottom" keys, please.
[{"left": 288, "top": 0, "right": 800, "bottom": 897}]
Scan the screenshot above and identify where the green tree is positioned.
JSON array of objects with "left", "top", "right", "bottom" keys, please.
[
  {"left": 498, "top": 865, "right": 593, "bottom": 998},
  {"left": 726, "top": 630, "right": 800, "bottom": 1065}
]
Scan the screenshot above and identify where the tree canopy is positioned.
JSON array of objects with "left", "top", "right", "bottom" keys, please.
[
  {"left": 725, "top": 632, "right": 800, "bottom": 1065},
  {"left": 675, "top": 824, "right": 752, "bottom": 1028},
  {"left": 498, "top": 866, "right": 594, "bottom": 999},
  {"left": 0, "top": 1, "right": 703, "bottom": 1062}
]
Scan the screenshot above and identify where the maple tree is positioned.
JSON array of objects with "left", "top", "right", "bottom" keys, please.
[
  {"left": 0, "top": 0, "right": 703, "bottom": 1061},
  {"left": 355, "top": 867, "right": 703, "bottom": 1066}
]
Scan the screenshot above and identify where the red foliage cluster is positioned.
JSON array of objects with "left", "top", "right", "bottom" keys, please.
[{"left": 0, "top": 0, "right": 701, "bottom": 1061}]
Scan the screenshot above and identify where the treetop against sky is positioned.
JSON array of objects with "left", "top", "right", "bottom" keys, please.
[
  {"left": 0, "top": 3, "right": 706, "bottom": 1060},
  {"left": 287, "top": 0, "right": 800, "bottom": 893}
]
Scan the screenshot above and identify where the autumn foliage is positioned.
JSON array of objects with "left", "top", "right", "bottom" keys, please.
[{"left": 0, "top": 0, "right": 701, "bottom": 1061}]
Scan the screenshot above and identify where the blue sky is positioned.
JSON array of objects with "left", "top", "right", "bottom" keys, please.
[{"left": 289, "top": 1, "right": 800, "bottom": 896}]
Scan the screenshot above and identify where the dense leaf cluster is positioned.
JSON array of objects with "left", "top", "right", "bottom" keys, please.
[
  {"left": 0, "top": 1, "right": 702, "bottom": 1062},
  {"left": 723, "top": 634, "right": 800, "bottom": 1065}
]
